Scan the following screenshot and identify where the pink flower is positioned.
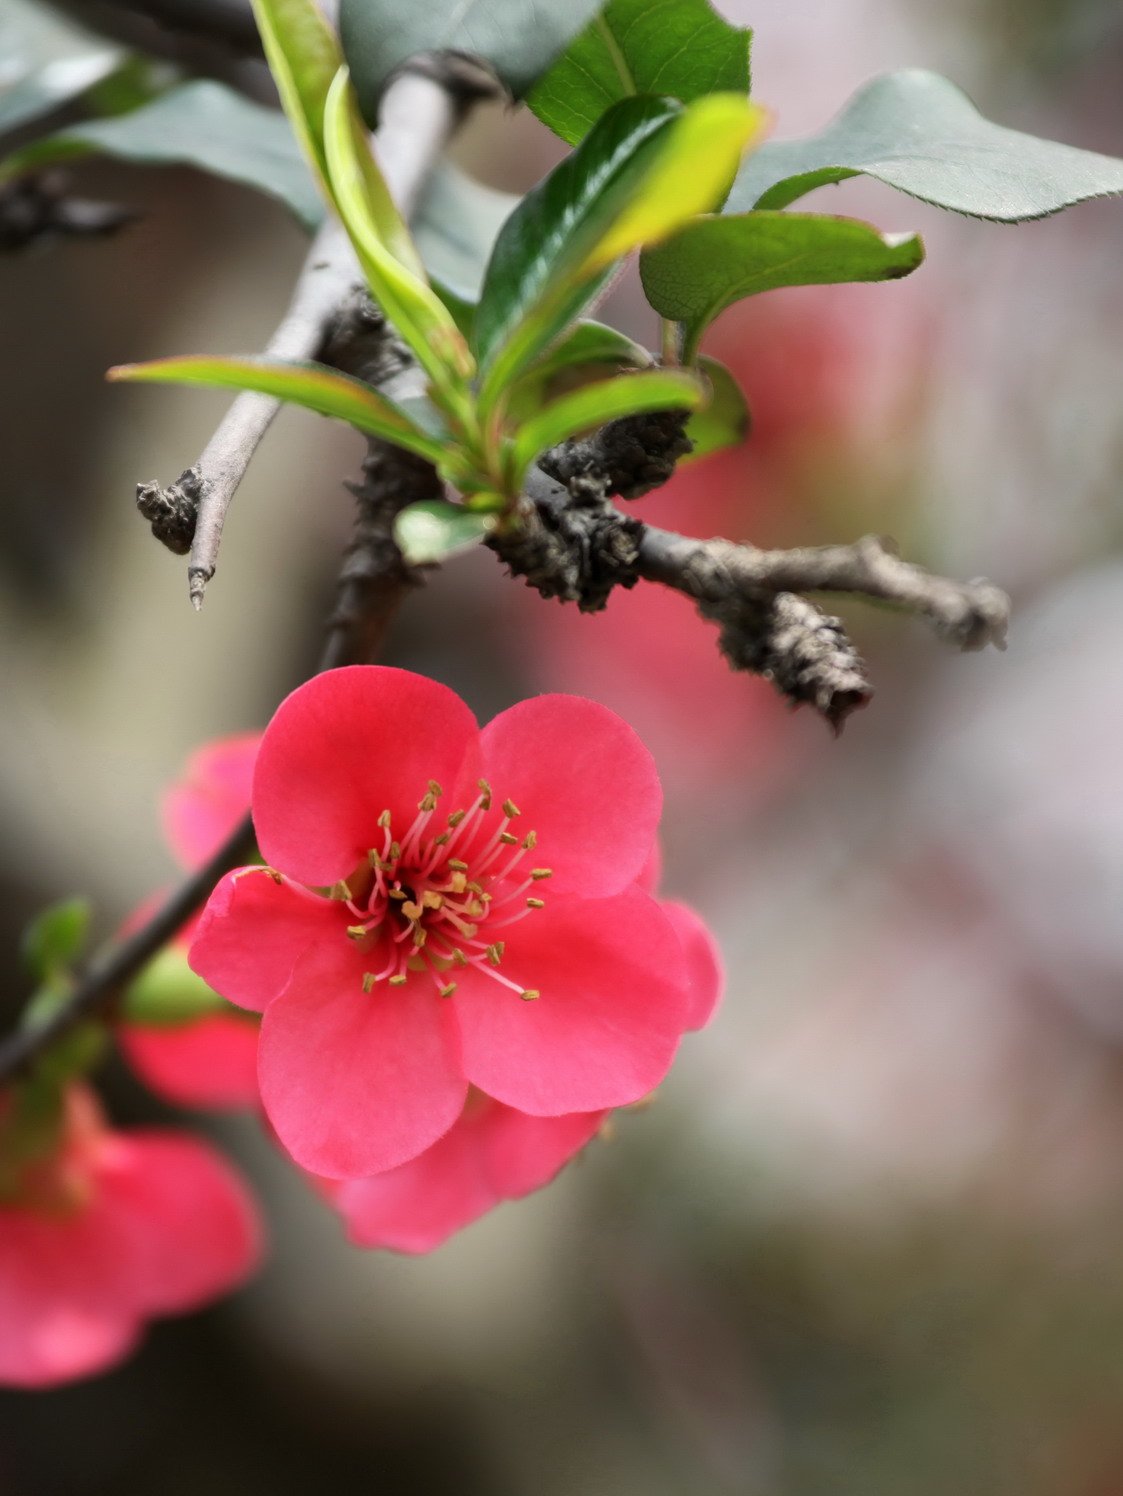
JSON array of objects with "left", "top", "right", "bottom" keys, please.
[
  {"left": 191, "top": 667, "right": 714, "bottom": 1179},
  {"left": 119, "top": 734, "right": 263, "bottom": 1110},
  {"left": 0, "top": 1086, "right": 261, "bottom": 1388},
  {"left": 311, "top": 853, "right": 722, "bottom": 1253}
]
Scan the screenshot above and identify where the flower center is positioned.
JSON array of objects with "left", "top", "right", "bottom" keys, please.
[{"left": 337, "top": 779, "right": 550, "bottom": 1002}]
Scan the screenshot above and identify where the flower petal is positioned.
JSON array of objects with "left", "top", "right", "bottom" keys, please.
[
  {"left": 189, "top": 868, "right": 340, "bottom": 1013},
  {"left": 120, "top": 1012, "right": 260, "bottom": 1110},
  {"left": 252, "top": 667, "right": 480, "bottom": 887},
  {"left": 92, "top": 1131, "right": 263, "bottom": 1315},
  {"left": 259, "top": 943, "right": 467, "bottom": 1178},
  {"left": 163, "top": 731, "right": 261, "bottom": 869},
  {"left": 457, "top": 888, "right": 690, "bottom": 1114},
  {"left": 662, "top": 899, "right": 724, "bottom": 1030},
  {"left": 322, "top": 1097, "right": 605, "bottom": 1254},
  {"left": 478, "top": 695, "right": 661, "bottom": 897}
]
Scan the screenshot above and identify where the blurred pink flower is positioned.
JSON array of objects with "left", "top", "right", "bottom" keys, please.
[
  {"left": 190, "top": 666, "right": 713, "bottom": 1180},
  {"left": 0, "top": 1086, "right": 261, "bottom": 1387},
  {"left": 119, "top": 734, "right": 262, "bottom": 1110}
]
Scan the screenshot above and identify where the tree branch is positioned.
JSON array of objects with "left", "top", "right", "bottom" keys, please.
[{"left": 135, "top": 67, "right": 476, "bottom": 608}]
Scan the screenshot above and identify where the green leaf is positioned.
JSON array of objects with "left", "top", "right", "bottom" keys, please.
[
  {"left": 412, "top": 160, "right": 520, "bottom": 298},
  {"left": 727, "top": 68, "right": 1123, "bottom": 222},
  {"left": 394, "top": 500, "right": 496, "bottom": 564},
  {"left": 248, "top": 0, "right": 342, "bottom": 196},
  {"left": 340, "top": 0, "right": 606, "bottom": 119},
  {"left": 520, "top": 319, "right": 653, "bottom": 384},
  {"left": 122, "top": 946, "right": 231, "bottom": 1027},
  {"left": 21, "top": 898, "right": 91, "bottom": 985},
  {"left": 509, "top": 367, "right": 704, "bottom": 483},
  {"left": 1, "top": 81, "right": 323, "bottom": 228},
  {"left": 108, "top": 355, "right": 447, "bottom": 462},
  {"left": 641, "top": 211, "right": 924, "bottom": 360},
  {"left": 680, "top": 354, "right": 748, "bottom": 463},
  {"left": 529, "top": 0, "right": 751, "bottom": 146},
  {"left": 475, "top": 92, "right": 763, "bottom": 401},
  {"left": 0, "top": 0, "right": 123, "bottom": 136},
  {"left": 322, "top": 68, "right": 474, "bottom": 400}
]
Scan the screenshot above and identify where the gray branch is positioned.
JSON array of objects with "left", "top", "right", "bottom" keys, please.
[{"left": 135, "top": 68, "right": 473, "bottom": 608}]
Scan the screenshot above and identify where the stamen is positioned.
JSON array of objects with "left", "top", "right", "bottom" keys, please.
[
  {"left": 378, "top": 810, "right": 391, "bottom": 829},
  {"left": 486, "top": 943, "right": 504, "bottom": 966},
  {"left": 448, "top": 858, "right": 468, "bottom": 872},
  {"left": 432, "top": 832, "right": 450, "bottom": 846},
  {"left": 452, "top": 949, "right": 467, "bottom": 966},
  {"left": 428, "top": 780, "right": 443, "bottom": 797},
  {"left": 362, "top": 972, "right": 376, "bottom": 993},
  {"left": 422, "top": 890, "right": 443, "bottom": 910},
  {"left": 418, "top": 792, "right": 438, "bottom": 813},
  {"left": 389, "top": 842, "right": 401, "bottom": 862},
  {"left": 499, "top": 832, "right": 518, "bottom": 846},
  {"left": 447, "top": 810, "right": 466, "bottom": 827},
  {"left": 388, "top": 974, "right": 407, "bottom": 987},
  {"left": 330, "top": 879, "right": 351, "bottom": 900},
  {"left": 412, "top": 929, "right": 428, "bottom": 949},
  {"left": 523, "top": 831, "right": 537, "bottom": 850},
  {"left": 346, "top": 924, "right": 369, "bottom": 940},
  {"left": 521, "top": 989, "right": 541, "bottom": 1002},
  {"left": 439, "top": 982, "right": 457, "bottom": 998},
  {"left": 527, "top": 897, "right": 545, "bottom": 910},
  {"left": 368, "top": 849, "right": 384, "bottom": 870},
  {"left": 401, "top": 901, "right": 422, "bottom": 921},
  {"left": 389, "top": 888, "right": 407, "bottom": 901},
  {"left": 531, "top": 868, "right": 553, "bottom": 881},
  {"left": 502, "top": 799, "right": 520, "bottom": 818}
]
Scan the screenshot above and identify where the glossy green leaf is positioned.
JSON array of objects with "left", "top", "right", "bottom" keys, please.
[
  {"left": 108, "top": 355, "right": 447, "bottom": 462},
  {"left": 340, "top": 0, "right": 605, "bottom": 120},
  {"left": 0, "top": 0, "right": 122, "bottom": 136},
  {"left": 122, "top": 947, "right": 229, "bottom": 1026},
  {"left": 21, "top": 898, "right": 90, "bottom": 985},
  {"left": 475, "top": 93, "right": 762, "bottom": 400},
  {"left": 412, "top": 160, "right": 520, "bottom": 298},
  {"left": 322, "top": 68, "right": 473, "bottom": 398},
  {"left": 680, "top": 354, "right": 748, "bottom": 463},
  {"left": 728, "top": 68, "right": 1123, "bottom": 221},
  {"left": 510, "top": 367, "right": 705, "bottom": 482},
  {"left": 0, "top": 81, "right": 323, "bottom": 228},
  {"left": 529, "top": 0, "right": 751, "bottom": 146},
  {"left": 249, "top": 0, "right": 341, "bottom": 195},
  {"left": 394, "top": 500, "right": 496, "bottom": 564},
  {"left": 521, "top": 319, "right": 653, "bottom": 384},
  {"left": 641, "top": 211, "right": 924, "bottom": 360}
]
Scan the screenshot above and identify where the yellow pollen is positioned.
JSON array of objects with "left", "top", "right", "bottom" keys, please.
[
  {"left": 480, "top": 893, "right": 493, "bottom": 903},
  {"left": 378, "top": 810, "right": 391, "bottom": 829},
  {"left": 439, "top": 982, "right": 457, "bottom": 998},
  {"left": 368, "top": 849, "right": 384, "bottom": 869},
  {"left": 466, "top": 880, "right": 483, "bottom": 894},
  {"left": 428, "top": 780, "right": 443, "bottom": 797},
  {"left": 449, "top": 872, "right": 467, "bottom": 894},
  {"left": 461, "top": 923, "right": 478, "bottom": 938},
  {"left": 451, "top": 948, "right": 467, "bottom": 967},
  {"left": 413, "top": 929, "right": 428, "bottom": 948},
  {"left": 523, "top": 831, "right": 537, "bottom": 850},
  {"left": 447, "top": 810, "right": 466, "bottom": 827},
  {"left": 448, "top": 858, "right": 469, "bottom": 872},
  {"left": 527, "top": 897, "right": 545, "bottom": 910},
  {"left": 432, "top": 832, "right": 450, "bottom": 846},
  {"left": 499, "top": 832, "right": 518, "bottom": 846},
  {"left": 466, "top": 900, "right": 484, "bottom": 917},
  {"left": 389, "top": 841, "right": 402, "bottom": 861},
  {"left": 388, "top": 974, "right": 407, "bottom": 987},
  {"left": 531, "top": 868, "right": 552, "bottom": 880},
  {"left": 486, "top": 944, "right": 503, "bottom": 966},
  {"left": 401, "top": 901, "right": 422, "bottom": 921},
  {"left": 502, "top": 799, "right": 520, "bottom": 817},
  {"left": 346, "top": 925, "right": 368, "bottom": 940},
  {"left": 520, "top": 989, "right": 541, "bottom": 1002},
  {"left": 422, "top": 890, "right": 443, "bottom": 909},
  {"left": 389, "top": 888, "right": 407, "bottom": 901},
  {"left": 362, "top": 972, "right": 375, "bottom": 993},
  {"left": 480, "top": 795, "right": 492, "bottom": 810},
  {"left": 478, "top": 779, "right": 491, "bottom": 794},
  {"left": 418, "top": 792, "right": 437, "bottom": 813}
]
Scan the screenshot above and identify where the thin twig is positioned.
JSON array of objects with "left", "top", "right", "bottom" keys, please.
[{"left": 135, "top": 69, "right": 467, "bottom": 608}]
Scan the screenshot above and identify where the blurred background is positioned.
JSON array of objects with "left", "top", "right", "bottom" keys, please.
[{"left": 2, "top": 0, "right": 1123, "bottom": 1490}]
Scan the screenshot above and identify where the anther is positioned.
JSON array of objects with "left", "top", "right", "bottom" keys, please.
[
  {"left": 527, "top": 897, "right": 545, "bottom": 910},
  {"left": 389, "top": 888, "right": 407, "bottom": 901},
  {"left": 418, "top": 792, "right": 437, "bottom": 813},
  {"left": 389, "top": 842, "right": 402, "bottom": 862},
  {"left": 502, "top": 799, "right": 520, "bottom": 818},
  {"left": 499, "top": 832, "right": 518, "bottom": 846},
  {"left": 486, "top": 944, "right": 503, "bottom": 966},
  {"left": 448, "top": 858, "right": 469, "bottom": 872},
  {"left": 520, "top": 989, "right": 541, "bottom": 1002},
  {"left": 478, "top": 779, "right": 491, "bottom": 794},
  {"left": 451, "top": 949, "right": 467, "bottom": 967},
  {"left": 466, "top": 881, "right": 483, "bottom": 894},
  {"left": 378, "top": 810, "right": 391, "bottom": 829},
  {"left": 368, "top": 849, "right": 384, "bottom": 870},
  {"left": 432, "top": 832, "right": 450, "bottom": 846},
  {"left": 362, "top": 972, "right": 376, "bottom": 993},
  {"left": 466, "top": 900, "right": 484, "bottom": 917},
  {"left": 439, "top": 982, "right": 457, "bottom": 998},
  {"left": 330, "top": 879, "right": 352, "bottom": 900},
  {"left": 401, "top": 901, "right": 422, "bottom": 921},
  {"left": 346, "top": 924, "right": 368, "bottom": 940},
  {"left": 388, "top": 974, "right": 407, "bottom": 987},
  {"left": 523, "top": 831, "right": 538, "bottom": 850},
  {"left": 531, "top": 868, "right": 553, "bottom": 880},
  {"left": 413, "top": 929, "right": 428, "bottom": 948},
  {"left": 422, "top": 890, "right": 443, "bottom": 910},
  {"left": 428, "top": 780, "right": 443, "bottom": 797},
  {"left": 449, "top": 872, "right": 467, "bottom": 894},
  {"left": 447, "top": 810, "right": 466, "bottom": 827}
]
